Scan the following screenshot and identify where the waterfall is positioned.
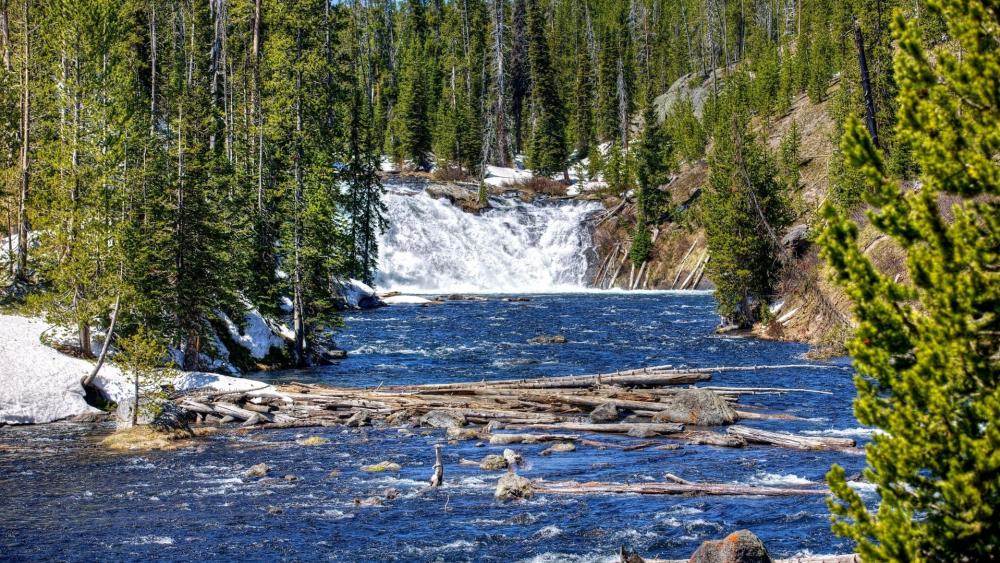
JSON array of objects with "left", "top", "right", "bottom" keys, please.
[{"left": 376, "top": 187, "right": 602, "bottom": 293}]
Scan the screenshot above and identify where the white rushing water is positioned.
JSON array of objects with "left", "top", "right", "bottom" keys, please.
[{"left": 376, "top": 187, "right": 602, "bottom": 293}]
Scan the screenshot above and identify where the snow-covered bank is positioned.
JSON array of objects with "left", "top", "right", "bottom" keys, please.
[{"left": 0, "top": 314, "right": 281, "bottom": 425}]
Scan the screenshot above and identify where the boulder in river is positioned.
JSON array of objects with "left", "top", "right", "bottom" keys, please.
[
  {"left": 447, "top": 427, "right": 481, "bottom": 441},
  {"left": 345, "top": 411, "right": 370, "bottom": 427},
  {"left": 420, "top": 410, "right": 467, "bottom": 429},
  {"left": 245, "top": 463, "right": 270, "bottom": 478},
  {"left": 426, "top": 183, "right": 489, "bottom": 214},
  {"left": 479, "top": 454, "right": 508, "bottom": 471},
  {"left": 495, "top": 473, "right": 533, "bottom": 501},
  {"left": 627, "top": 426, "right": 660, "bottom": 438},
  {"left": 354, "top": 496, "right": 385, "bottom": 508},
  {"left": 361, "top": 461, "right": 402, "bottom": 472},
  {"left": 540, "top": 442, "right": 576, "bottom": 455},
  {"left": 529, "top": 334, "right": 568, "bottom": 344},
  {"left": 297, "top": 436, "right": 329, "bottom": 446},
  {"left": 386, "top": 408, "right": 417, "bottom": 427},
  {"left": 652, "top": 388, "right": 738, "bottom": 426},
  {"left": 689, "top": 530, "right": 773, "bottom": 563},
  {"left": 331, "top": 278, "right": 385, "bottom": 310},
  {"left": 502, "top": 448, "right": 523, "bottom": 468},
  {"left": 590, "top": 402, "right": 620, "bottom": 423}
]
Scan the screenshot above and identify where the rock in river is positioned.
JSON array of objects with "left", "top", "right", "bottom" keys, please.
[
  {"left": 420, "top": 410, "right": 467, "bottom": 429},
  {"left": 652, "top": 388, "right": 738, "bottom": 426},
  {"left": 479, "top": 454, "right": 508, "bottom": 471},
  {"left": 245, "top": 463, "right": 270, "bottom": 478},
  {"left": 540, "top": 442, "right": 576, "bottom": 455},
  {"left": 689, "top": 530, "right": 773, "bottom": 563},
  {"left": 495, "top": 473, "right": 533, "bottom": 501},
  {"left": 361, "top": 461, "right": 402, "bottom": 473},
  {"left": 589, "top": 402, "right": 620, "bottom": 423},
  {"left": 529, "top": 335, "right": 568, "bottom": 344}
]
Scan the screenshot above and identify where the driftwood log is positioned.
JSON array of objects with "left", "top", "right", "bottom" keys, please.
[{"left": 727, "top": 425, "right": 863, "bottom": 453}]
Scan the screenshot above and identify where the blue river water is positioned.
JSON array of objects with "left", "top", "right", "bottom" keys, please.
[{"left": 0, "top": 292, "right": 870, "bottom": 561}]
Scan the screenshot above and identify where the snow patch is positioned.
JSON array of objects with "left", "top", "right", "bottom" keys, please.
[
  {"left": 331, "top": 278, "right": 385, "bottom": 310},
  {"left": 483, "top": 165, "right": 533, "bottom": 187},
  {"left": 0, "top": 315, "right": 105, "bottom": 424},
  {"left": 0, "top": 313, "right": 287, "bottom": 425},
  {"left": 217, "top": 305, "right": 287, "bottom": 360}
]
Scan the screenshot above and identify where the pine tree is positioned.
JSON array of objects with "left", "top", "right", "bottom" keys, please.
[
  {"left": 344, "top": 79, "right": 387, "bottom": 285},
  {"left": 635, "top": 100, "right": 672, "bottom": 222},
  {"left": 161, "top": 0, "right": 235, "bottom": 369},
  {"left": 571, "top": 48, "right": 595, "bottom": 160},
  {"left": 703, "top": 102, "right": 791, "bottom": 327},
  {"left": 525, "top": 0, "right": 567, "bottom": 178},
  {"left": 31, "top": 0, "right": 138, "bottom": 356},
  {"left": 387, "top": 1, "right": 432, "bottom": 169},
  {"left": 821, "top": 0, "right": 1000, "bottom": 557},
  {"left": 630, "top": 98, "right": 673, "bottom": 268}
]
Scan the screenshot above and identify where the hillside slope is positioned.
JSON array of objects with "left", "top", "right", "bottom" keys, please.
[{"left": 593, "top": 77, "right": 906, "bottom": 351}]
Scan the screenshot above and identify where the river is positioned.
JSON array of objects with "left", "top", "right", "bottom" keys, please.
[{"left": 0, "top": 292, "right": 871, "bottom": 561}]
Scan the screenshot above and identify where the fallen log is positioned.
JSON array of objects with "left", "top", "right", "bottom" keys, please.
[
  {"left": 511, "top": 422, "right": 684, "bottom": 435},
  {"left": 727, "top": 425, "right": 862, "bottom": 453},
  {"left": 391, "top": 369, "right": 708, "bottom": 391},
  {"left": 677, "top": 430, "right": 746, "bottom": 448},
  {"left": 489, "top": 433, "right": 581, "bottom": 445},
  {"left": 535, "top": 479, "right": 828, "bottom": 497},
  {"left": 700, "top": 386, "right": 834, "bottom": 396},
  {"left": 734, "top": 410, "right": 806, "bottom": 421}
]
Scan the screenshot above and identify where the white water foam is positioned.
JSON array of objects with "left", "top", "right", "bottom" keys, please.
[
  {"left": 749, "top": 472, "right": 817, "bottom": 486},
  {"left": 376, "top": 189, "right": 602, "bottom": 293}
]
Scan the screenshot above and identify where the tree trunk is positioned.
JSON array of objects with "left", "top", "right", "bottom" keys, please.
[
  {"left": 79, "top": 323, "right": 92, "bottom": 358},
  {"left": 292, "top": 33, "right": 306, "bottom": 367},
  {"left": 854, "top": 21, "right": 879, "bottom": 148},
  {"left": 83, "top": 294, "right": 121, "bottom": 387},
  {"left": 0, "top": 0, "right": 10, "bottom": 71},
  {"left": 15, "top": 0, "right": 29, "bottom": 283}
]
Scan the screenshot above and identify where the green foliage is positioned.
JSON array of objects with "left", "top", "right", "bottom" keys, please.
[
  {"left": 821, "top": 0, "right": 1000, "bottom": 558},
  {"left": 117, "top": 325, "right": 173, "bottom": 426},
  {"left": 525, "top": 0, "right": 567, "bottom": 178},
  {"left": 662, "top": 96, "right": 706, "bottom": 164},
  {"left": 703, "top": 102, "right": 792, "bottom": 327},
  {"left": 603, "top": 141, "right": 634, "bottom": 194},
  {"left": 629, "top": 220, "right": 652, "bottom": 267},
  {"left": 635, "top": 101, "right": 673, "bottom": 222},
  {"left": 778, "top": 120, "right": 802, "bottom": 191},
  {"left": 388, "top": 34, "right": 433, "bottom": 169}
]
